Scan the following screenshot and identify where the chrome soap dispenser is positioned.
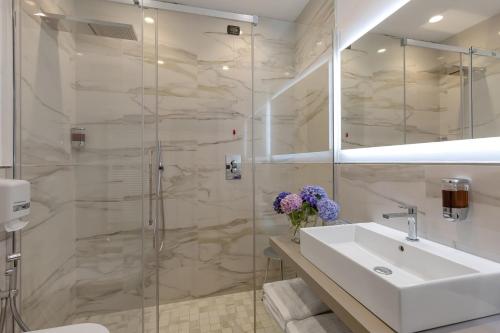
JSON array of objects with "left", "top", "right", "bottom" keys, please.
[{"left": 441, "top": 178, "right": 470, "bottom": 222}]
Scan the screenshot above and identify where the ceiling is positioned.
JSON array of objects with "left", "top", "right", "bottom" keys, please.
[
  {"left": 374, "top": 0, "right": 500, "bottom": 42},
  {"left": 156, "top": 0, "right": 310, "bottom": 22}
]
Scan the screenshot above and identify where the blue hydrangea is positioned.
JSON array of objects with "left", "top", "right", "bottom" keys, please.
[
  {"left": 317, "top": 198, "right": 339, "bottom": 222},
  {"left": 299, "top": 185, "right": 328, "bottom": 208},
  {"left": 273, "top": 192, "right": 291, "bottom": 214}
]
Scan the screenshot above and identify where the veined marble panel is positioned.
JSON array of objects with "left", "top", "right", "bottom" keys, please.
[
  {"left": 74, "top": 230, "right": 142, "bottom": 316},
  {"left": 336, "top": 164, "right": 500, "bottom": 264},
  {"left": 74, "top": 163, "right": 142, "bottom": 237},
  {"left": 20, "top": 164, "right": 75, "bottom": 311},
  {"left": 20, "top": 3, "right": 76, "bottom": 166},
  {"left": 295, "top": 0, "right": 334, "bottom": 74},
  {"left": 23, "top": 255, "right": 76, "bottom": 330},
  {"left": 18, "top": 1, "right": 78, "bottom": 329}
]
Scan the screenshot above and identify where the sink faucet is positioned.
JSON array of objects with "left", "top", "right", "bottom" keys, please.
[{"left": 382, "top": 204, "right": 419, "bottom": 241}]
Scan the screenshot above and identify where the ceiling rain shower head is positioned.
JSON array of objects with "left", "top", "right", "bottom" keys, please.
[{"left": 41, "top": 13, "right": 138, "bottom": 41}]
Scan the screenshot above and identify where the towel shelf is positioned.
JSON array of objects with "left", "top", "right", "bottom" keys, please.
[
  {"left": 270, "top": 236, "right": 500, "bottom": 333},
  {"left": 270, "top": 236, "right": 395, "bottom": 333}
]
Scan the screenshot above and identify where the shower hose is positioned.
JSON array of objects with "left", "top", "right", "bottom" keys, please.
[
  {"left": 0, "top": 260, "right": 31, "bottom": 332},
  {"left": 0, "top": 286, "right": 31, "bottom": 332}
]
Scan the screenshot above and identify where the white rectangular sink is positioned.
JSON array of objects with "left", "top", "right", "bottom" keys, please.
[{"left": 300, "top": 223, "right": 500, "bottom": 333}]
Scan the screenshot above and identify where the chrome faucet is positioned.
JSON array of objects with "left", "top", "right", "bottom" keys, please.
[{"left": 382, "top": 204, "right": 419, "bottom": 241}]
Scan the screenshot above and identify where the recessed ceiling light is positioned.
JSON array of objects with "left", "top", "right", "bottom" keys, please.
[
  {"left": 429, "top": 15, "right": 444, "bottom": 24},
  {"left": 498, "top": 31, "right": 500, "bottom": 36},
  {"left": 316, "top": 41, "right": 323, "bottom": 46},
  {"left": 377, "top": 48, "right": 386, "bottom": 54},
  {"left": 222, "top": 65, "right": 230, "bottom": 71},
  {"left": 25, "top": 0, "right": 36, "bottom": 6},
  {"left": 34, "top": 12, "right": 46, "bottom": 17},
  {"left": 157, "top": 60, "right": 164, "bottom": 65},
  {"left": 144, "top": 17, "right": 155, "bottom": 24},
  {"left": 76, "top": 52, "right": 83, "bottom": 56},
  {"left": 284, "top": 72, "right": 291, "bottom": 76}
]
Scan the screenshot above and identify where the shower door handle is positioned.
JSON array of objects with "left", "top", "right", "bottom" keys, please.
[
  {"left": 153, "top": 141, "right": 166, "bottom": 250},
  {"left": 148, "top": 150, "right": 154, "bottom": 227}
]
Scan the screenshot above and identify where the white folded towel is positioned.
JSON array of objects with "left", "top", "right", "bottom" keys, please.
[
  {"left": 286, "top": 313, "right": 351, "bottom": 333},
  {"left": 263, "top": 294, "right": 287, "bottom": 330},
  {"left": 262, "top": 278, "right": 330, "bottom": 330}
]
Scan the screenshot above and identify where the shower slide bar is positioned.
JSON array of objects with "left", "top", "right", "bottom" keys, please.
[
  {"left": 106, "top": 0, "right": 259, "bottom": 24},
  {"left": 402, "top": 38, "right": 500, "bottom": 59},
  {"left": 401, "top": 38, "right": 470, "bottom": 54}
]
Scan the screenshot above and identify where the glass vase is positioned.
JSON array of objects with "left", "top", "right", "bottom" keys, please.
[{"left": 290, "top": 213, "right": 318, "bottom": 244}]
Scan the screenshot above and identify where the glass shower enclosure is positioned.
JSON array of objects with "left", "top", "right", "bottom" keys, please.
[
  {"left": 12, "top": 0, "right": 335, "bottom": 332},
  {"left": 15, "top": 0, "right": 257, "bottom": 332}
]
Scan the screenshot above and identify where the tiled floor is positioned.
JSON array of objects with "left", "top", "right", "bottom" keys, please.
[{"left": 73, "top": 290, "right": 282, "bottom": 333}]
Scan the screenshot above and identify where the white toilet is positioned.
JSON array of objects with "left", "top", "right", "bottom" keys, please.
[{"left": 28, "top": 324, "right": 109, "bottom": 333}]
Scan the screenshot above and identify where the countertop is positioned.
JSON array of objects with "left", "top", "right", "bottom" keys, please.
[{"left": 269, "top": 236, "right": 500, "bottom": 333}]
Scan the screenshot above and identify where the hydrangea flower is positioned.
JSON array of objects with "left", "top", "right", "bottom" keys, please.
[
  {"left": 300, "top": 185, "right": 328, "bottom": 208},
  {"left": 280, "top": 194, "right": 303, "bottom": 215},
  {"left": 273, "top": 192, "right": 291, "bottom": 214},
  {"left": 317, "top": 198, "right": 339, "bottom": 222}
]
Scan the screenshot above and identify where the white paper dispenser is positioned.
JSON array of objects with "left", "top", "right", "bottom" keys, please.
[{"left": 0, "top": 179, "right": 30, "bottom": 232}]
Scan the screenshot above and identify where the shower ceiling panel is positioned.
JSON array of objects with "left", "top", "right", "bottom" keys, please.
[{"left": 41, "top": 13, "right": 138, "bottom": 40}]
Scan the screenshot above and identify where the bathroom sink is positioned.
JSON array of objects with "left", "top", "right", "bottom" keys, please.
[{"left": 300, "top": 223, "right": 500, "bottom": 333}]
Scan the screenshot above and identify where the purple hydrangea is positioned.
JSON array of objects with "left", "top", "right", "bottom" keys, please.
[
  {"left": 300, "top": 185, "right": 328, "bottom": 208},
  {"left": 280, "top": 194, "right": 303, "bottom": 214},
  {"left": 273, "top": 192, "right": 291, "bottom": 214},
  {"left": 317, "top": 198, "right": 339, "bottom": 222}
]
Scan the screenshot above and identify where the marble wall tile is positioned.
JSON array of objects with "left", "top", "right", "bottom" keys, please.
[
  {"left": 19, "top": 3, "right": 76, "bottom": 166},
  {"left": 18, "top": 0, "right": 78, "bottom": 329},
  {"left": 74, "top": 231, "right": 142, "bottom": 316},
  {"left": 271, "top": 62, "right": 330, "bottom": 155},
  {"left": 20, "top": 165, "right": 76, "bottom": 300},
  {"left": 67, "top": 0, "right": 143, "bottom": 319},
  {"left": 336, "top": 163, "right": 500, "bottom": 264},
  {"left": 23, "top": 256, "right": 76, "bottom": 330},
  {"left": 295, "top": 0, "right": 334, "bottom": 74}
]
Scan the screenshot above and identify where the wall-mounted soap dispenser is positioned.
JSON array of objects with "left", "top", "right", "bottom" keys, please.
[{"left": 442, "top": 178, "right": 470, "bottom": 222}]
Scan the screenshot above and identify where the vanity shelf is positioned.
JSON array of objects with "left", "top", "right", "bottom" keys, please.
[
  {"left": 270, "top": 236, "right": 395, "bottom": 333},
  {"left": 270, "top": 236, "right": 500, "bottom": 333}
]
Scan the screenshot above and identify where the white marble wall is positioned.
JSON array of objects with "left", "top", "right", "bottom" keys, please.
[
  {"left": 16, "top": 0, "right": 144, "bottom": 329},
  {"left": 17, "top": 0, "right": 78, "bottom": 329},
  {"left": 253, "top": 0, "right": 335, "bottom": 289},
  {"left": 69, "top": 0, "right": 143, "bottom": 321},
  {"left": 140, "top": 8, "right": 255, "bottom": 306},
  {"left": 270, "top": 62, "right": 330, "bottom": 155},
  {"left": 256, "top": 0, "right": 334, "bottom": 156},
  {"left": 336, "top": 164, "right": 500, "bottom": 263}
]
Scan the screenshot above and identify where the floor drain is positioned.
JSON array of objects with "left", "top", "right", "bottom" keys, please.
[{"left": 374, "top": 266, "right": 393, "bottom": 275}]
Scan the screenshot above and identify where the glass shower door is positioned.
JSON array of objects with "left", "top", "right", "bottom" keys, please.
[
  {"left": 471, "top": 50, "right": 500, "bottom": 138},
  {"left": 143, "top": 6, "right": 255, "bottom": 333},
  {"left": 404, "top": 44, "right": 471, "bottom": 143},
  {"left": 16, "top": 0, "right": 144, "bottom": 332}
]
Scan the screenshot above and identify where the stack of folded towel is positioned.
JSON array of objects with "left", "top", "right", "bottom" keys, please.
[
  {"left": 262, "top": 278, "right": 350, "bottom": 333},
  {"left": 286, "top": 313, "right": 351, "bottom": 333}
]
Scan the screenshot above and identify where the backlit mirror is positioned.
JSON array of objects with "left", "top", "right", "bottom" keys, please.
[{"left": 341, "top": 0, "right": 500, "bottom": 150}]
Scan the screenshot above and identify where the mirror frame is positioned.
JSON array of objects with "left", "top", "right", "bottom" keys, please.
[{"left": 333, "top": 0, "right": 500, "bottom": 164}]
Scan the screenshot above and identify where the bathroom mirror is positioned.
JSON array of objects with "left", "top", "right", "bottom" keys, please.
[{"left": 340, "top": 0, "right": 500, "bottom": 150}]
